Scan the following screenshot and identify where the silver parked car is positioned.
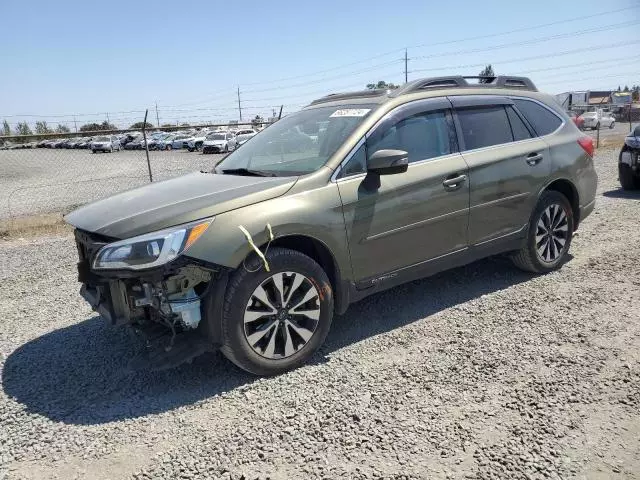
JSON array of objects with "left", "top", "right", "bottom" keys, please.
[{"left": 91, "top": 135, "right": 121, "bottom": 153}]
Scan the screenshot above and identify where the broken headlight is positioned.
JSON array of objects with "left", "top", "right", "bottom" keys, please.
[{"left": 93, "top": 219, "right": 213, "bottom": 270}]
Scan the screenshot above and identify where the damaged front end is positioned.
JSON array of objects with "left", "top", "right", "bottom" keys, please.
[{"left": 74, "top": 226, "right": 226, "bottom": 370}]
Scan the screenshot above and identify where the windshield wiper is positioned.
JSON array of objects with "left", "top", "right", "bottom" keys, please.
[{"left": 220, "top": 168, "right": 276, "bottom": 177}]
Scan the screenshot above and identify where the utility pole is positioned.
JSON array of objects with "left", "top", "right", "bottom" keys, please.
[
  {"left": 73, "top": 116, "right": 78, "bottom": 133},
  {"left": 404, "top": 49, "right": 408, "bottom": 83},
  {"left": 237, "top": 86, "right": 242, "bottom": 122},
  {"left": 155, "top": 103, "right": 160, "bottom": 128},
  {"left": 106, "top": 112, "right": 110, "bottom": 125}
]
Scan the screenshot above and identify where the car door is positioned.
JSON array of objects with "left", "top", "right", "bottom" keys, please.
[
  {"left": 451, "top": 96, "right": 551, "bottom": 245},
  {"left": 336, "top": 98, "right": 470, "bottom": 285}
]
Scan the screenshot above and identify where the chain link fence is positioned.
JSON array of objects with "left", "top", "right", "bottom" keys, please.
[{"left": 0, "top": 122, "right": 263, "bottom": 226}]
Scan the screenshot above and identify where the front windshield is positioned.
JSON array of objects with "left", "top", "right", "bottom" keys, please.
[
  {"left": 207, "top": 133, "right": 226, "bottom": 140},
  {"left": 216, "top": 104, "right": 376, "bottom": 176}
]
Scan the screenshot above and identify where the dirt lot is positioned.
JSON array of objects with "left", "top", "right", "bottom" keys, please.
[
  {"left": 0, "top": 148, "right": 639, "bottom": 480},
  {"left": 0, "top": 149, "right": 226, "bottom": 220}
]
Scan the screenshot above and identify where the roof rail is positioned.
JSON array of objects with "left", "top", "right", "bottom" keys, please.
[
  {"left": 309, "top": 89, "right": 388, "bottom": 106},
  {"left": 391, "top": 75, "right": 537, "bottom": 96}
]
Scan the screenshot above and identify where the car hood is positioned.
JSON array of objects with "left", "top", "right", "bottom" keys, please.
[{"left": 65, "top": 172, "right": 297, "bottom": 238}]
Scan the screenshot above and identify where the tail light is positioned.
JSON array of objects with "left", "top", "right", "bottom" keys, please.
[{"left": 577, "top": 136, "right": 594, "bottom": 158}]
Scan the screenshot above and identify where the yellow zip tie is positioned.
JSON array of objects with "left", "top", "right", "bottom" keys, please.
[{"left": 238, "top": 223, "right": 274, "bottom": 272}]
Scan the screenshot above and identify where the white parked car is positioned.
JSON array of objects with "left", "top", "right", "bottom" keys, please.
[
  {"left": 91, "top": 135, "right": 121, "bottom": 153},
  {"left": 579, "top": 109, "right": 615, "bottom": 130},
  {"left": 202, "top": 131, "right": 237, "bottom": 154}
]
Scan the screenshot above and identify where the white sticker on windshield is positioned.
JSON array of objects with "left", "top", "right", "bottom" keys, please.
[{"left": 330, "top": 108, "right": 371, "bottom": 118}]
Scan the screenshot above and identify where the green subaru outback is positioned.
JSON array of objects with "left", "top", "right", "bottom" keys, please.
[{"left": 65, "top": 75, "right": 597, "bottom": 375}]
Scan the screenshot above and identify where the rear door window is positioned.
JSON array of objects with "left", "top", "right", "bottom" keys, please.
[
  {"left": 512, "top": 99, "right": 563, "bottom": 136},
  {"left": 456, "top": 106, "right": 513, "bottom": 150}
]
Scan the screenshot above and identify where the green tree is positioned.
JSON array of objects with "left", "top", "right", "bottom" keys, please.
[
  {"left": 35, "top": 121, "right": 51, "bottom": 134},
  {"left": 478, "top": 64, "right": 495, "bottom": 83},
  {"left": 180, "top": 123, "right": 191, "bottom": 127},
  {"left": 161, "top": 123, "right": 175, "bottom": 128},
  {"left": 55, "top": 124, "right": 70, "bottom": 133},
  {"left": 366, "top": 81, "right": 399, "bottom": 90},
  {"left": 623, "top": 85, "right": 629, "bottom": 92},
  {"left": 15, "top": 122, "right": 33, "bottom": 136},
  {"left": 79, "top": 121, "right": 116, "bottom": 132},
  {"left": 632, "top": 85, "right": 640, "bottom": 102},
  {"left": 129, "top": 121, "right": 154, "bottom": 130},
  {"left": 2, "top": 119, "right": 11, "bottom": 136},
  {"left": 617, "top": 85, "right": 622, "bottom": 92}
]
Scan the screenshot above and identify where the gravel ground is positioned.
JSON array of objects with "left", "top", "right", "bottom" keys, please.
[
  {"left": 0, "top": 149, "right": 226, "bottom": 219},
  {"left": 1, "top": 148, "right": 639, "bottom": 479}
]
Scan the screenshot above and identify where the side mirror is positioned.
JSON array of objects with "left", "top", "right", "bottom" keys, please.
[{"left": 367, "top": 149, "right": 409, "bottom": 175}]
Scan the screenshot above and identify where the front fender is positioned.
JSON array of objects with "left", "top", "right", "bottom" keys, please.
[{"left": 184, "top": 180, "right": 352, "bottom": 280}]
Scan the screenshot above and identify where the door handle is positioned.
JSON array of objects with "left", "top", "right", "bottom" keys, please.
[
  {"left": 526, "top": 152, "right": 543, "bottom": 165},
  {"left": 443, "top": 174, "right": 467, "bottom": 190}
]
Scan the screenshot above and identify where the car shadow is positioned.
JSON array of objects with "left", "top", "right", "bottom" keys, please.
[
  {"left": 2, "top": 255, "right": 534, "bottom": 425},
  {"left": 602, "top": 188, "right": 640, "bottom": 199}
]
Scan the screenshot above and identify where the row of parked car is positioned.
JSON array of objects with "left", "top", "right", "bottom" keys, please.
[{"left": 0, "top": 127, "right": 262, "bottom": 153}]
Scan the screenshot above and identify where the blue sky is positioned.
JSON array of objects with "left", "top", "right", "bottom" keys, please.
[{"left": 0, "top": 0, "right": 638, "bottom": 129}]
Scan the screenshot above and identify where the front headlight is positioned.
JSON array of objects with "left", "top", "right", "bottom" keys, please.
[{"left": 93, "top": 218, "right": 213, "bottom": 270}]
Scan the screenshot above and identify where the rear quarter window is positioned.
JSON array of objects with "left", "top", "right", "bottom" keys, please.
[{"left": 512, "top": 99, "right": 563, "bottom": 136}]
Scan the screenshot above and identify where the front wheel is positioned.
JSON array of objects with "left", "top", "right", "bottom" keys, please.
[
  {"left": 218, "top": 247, "right": 334, "bottom": 376},
  {"left": 166, "top": 144, "right": 172, "bottom": 151},
  {"left": 511, "top": 191, "right": 574, "bottom": 273},
  {"left": 619, "top": 163, "right": 640, "bottom": 190}
]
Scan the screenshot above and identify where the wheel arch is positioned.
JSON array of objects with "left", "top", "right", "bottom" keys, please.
[
  {"left": 541, "top": 178, "right": 580, "bottom": 229},
  {"left": 260, "top": 234, "right": 349, "bottom": 315}
]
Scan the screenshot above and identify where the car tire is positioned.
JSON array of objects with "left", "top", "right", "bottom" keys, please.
[
  {"left": 166, "top": 145, "right": 172, "bottom": 151},
  {"left": 609, "top": 121, "right": 615, "bottom": 129},
  {"left": 219, "top": 247, "right": 334, "bottom": 376},
  {"left": 91, "top": 149, "right": 96, "bottom": 154},
  {"left": 511, "top": 190, "right": 574, "bottom": 274},
  {"left": 619, "top": 163, "right": 640, "bottom": 190}
]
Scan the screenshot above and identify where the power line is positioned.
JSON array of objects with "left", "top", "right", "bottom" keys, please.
[
  {"left": 538, "top": 72, "right": 640, "bottom": 85},
  {"left": 408, "top": 5, "right": 637, "bottom": 51},
  {"left": 234, "top": 5, "right": 637, "bottom": 87},
  {"left": 410, "top": 40, "right": 640, "bottom": 74},
  {"left": 411, "top": 20, "right": 639, "bottom": 61}
]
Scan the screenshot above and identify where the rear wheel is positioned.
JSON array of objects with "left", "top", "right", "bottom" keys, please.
[
  {"left": 619, "top": 163, "right": 640, "bottom": 190},
  {"left": 512, "top": 191, "right": 574, "bottom": 273},
  {"left": 219, "top": 247, "right": 334, "bottom": 376},
  {"left": 166, "top": 144, "right": 172, "bottom": 151}
]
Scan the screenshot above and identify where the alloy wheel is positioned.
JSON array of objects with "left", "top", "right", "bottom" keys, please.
[
  {"left": 535, "top": 204, "right": 569, "bottom": 263},
  {"left": 243, "top": 271, "right": 320, "bottom": 359}
]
